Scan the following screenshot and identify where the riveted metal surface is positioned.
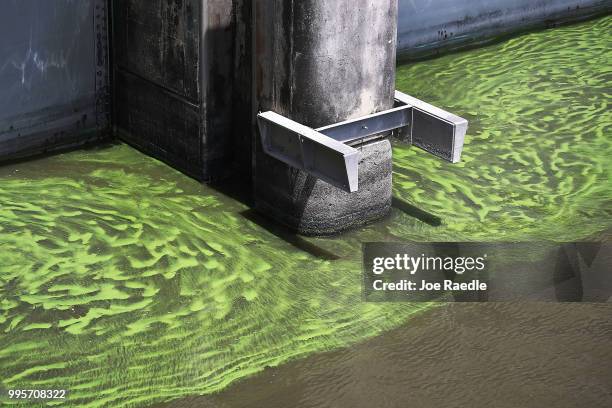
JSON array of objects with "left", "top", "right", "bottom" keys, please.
[{"left": 0, "top": 0, "right": 110, "bottom": 161}]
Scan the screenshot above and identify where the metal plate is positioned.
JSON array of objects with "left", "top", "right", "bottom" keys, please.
[
  {"left": 0, "top": 0, "right": 110, "bottom": 161},
  {"left": 257, "top": 91, "right": 467, "bottom": 194},
  {"left": 316, "top": 105, "right": 411, "bottom": 144},
  {"left": 394, "top": 90, "right": 467, "bottom": 163},
  {"left": 257, "top": 111, "right": 360, "bottom": 192}
]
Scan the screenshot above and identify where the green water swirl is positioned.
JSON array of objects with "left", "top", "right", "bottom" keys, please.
[
  {"left": 0, "top": 15, "right": 610, "bottom": 408},
  {"left": 393, "top": 16, "right": 611, "bottom": 241}
]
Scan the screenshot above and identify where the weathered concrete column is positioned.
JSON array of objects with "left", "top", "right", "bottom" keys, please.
[{"left": 253, "top": 0, "right": 398, "bottom": 235}]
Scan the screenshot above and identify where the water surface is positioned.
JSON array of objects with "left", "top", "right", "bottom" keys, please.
[
  {"left": 1, "top": 15, "right": 611, "bottom": 408},
  {"left": 157, "top": 303, "right": 612, "bottom": 408}
]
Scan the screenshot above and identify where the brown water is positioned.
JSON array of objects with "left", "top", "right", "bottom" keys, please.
[
  {"left": 157, "top": 303, "right": 612, "bottom": 408},
  {"left": 157, "top": 16, "right": 612, "bottom": 407},
  {"left": 0, "top": 13, "right": 611, "bottom": 408}
]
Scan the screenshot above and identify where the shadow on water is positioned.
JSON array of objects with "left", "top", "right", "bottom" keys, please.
[
  {"left": 209, "top": 176, "right": 254, "bottom": 208},
  {"left": 240, "top": 209, "right": 341, "bottom": 261},
  {"left": 392, "top": 197, "right": 442, "bottom": 226},
  {"left": 208, "top": 173, "right": 341, "bottom": 261},
  {"left": 209, "top": 181, "right": 441, "bottom": 259}
]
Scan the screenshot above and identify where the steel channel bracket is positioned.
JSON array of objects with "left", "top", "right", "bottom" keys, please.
[
  {"left": 394, "top": 90, "right": 468, "bottom": 164},
  {"left": 257, "top": 90, "right": 468, "bottom": 193}
]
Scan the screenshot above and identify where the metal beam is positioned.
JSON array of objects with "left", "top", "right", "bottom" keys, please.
[
  {"left": 257, "top": 91, "right": 468, "bottom": 194},
  {"left": 257, "top": 111, "right": 360, "bottom": 192},
  {"left": 394, "top": 90, "right": 467, "bottom": 163},
  {"left": 316, "top": 104, "right": 411, "bottom": 144}
]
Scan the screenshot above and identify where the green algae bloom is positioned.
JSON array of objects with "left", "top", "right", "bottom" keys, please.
[{"left": 0, "top": 15, "right": 610, "bottom": 408}]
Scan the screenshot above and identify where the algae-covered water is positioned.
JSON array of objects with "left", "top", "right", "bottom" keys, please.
[{"left": 1, "top": 16, "right": 611, "bottom": 408}]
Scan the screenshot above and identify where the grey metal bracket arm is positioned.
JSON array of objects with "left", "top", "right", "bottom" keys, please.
[
  {"left": 394, "top": 90, "right": 468, "bottom": 164},
  {"left": 257, "top": 90, "right": 468, "bottom": 193},
  {"left": 257, "top": 111, "right": 361, "bottom": 193}
]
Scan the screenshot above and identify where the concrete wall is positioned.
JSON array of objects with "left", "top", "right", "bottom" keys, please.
[
  {"left": 1, "top": 0, "right": 609, "bottom": 166},
  {"left": 0, "top": 0, "right": 109, "bottom": 162},
  {"left": 398, "top": 0, "right": 611, "bottom": 59},
  {"left": 112, "top": 0, "right": 235, "bottom": 181}
]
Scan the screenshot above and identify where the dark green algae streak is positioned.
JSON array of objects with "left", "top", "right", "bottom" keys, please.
[{"left": 0, "top": 16, "right": 610, "bottom": 408}]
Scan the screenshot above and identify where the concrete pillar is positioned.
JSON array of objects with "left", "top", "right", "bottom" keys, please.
[{"left": 253, "top": 0, "right": 398, "bottom": 235}]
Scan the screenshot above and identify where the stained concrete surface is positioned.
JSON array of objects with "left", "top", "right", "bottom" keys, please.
[{"left": 253, "top": 0, "right": 398, "bottom": 234}]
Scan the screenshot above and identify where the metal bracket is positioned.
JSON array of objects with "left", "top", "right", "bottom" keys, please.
[
  {"left": 315, "top": 103, "right": 412, "bottom": 145},
  {"left": 394, "top": 90, "right": 468, "bottom": 164},
  {"left": 257, "top": 111, "right": 361, "bottom": 192},
  {"left": 257, "top": 90, "right": 468, "bottom": 193}
]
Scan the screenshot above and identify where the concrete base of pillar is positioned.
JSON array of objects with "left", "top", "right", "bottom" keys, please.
[{"left": 255, "top": 138, "right": 392, "bottom": 236}]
